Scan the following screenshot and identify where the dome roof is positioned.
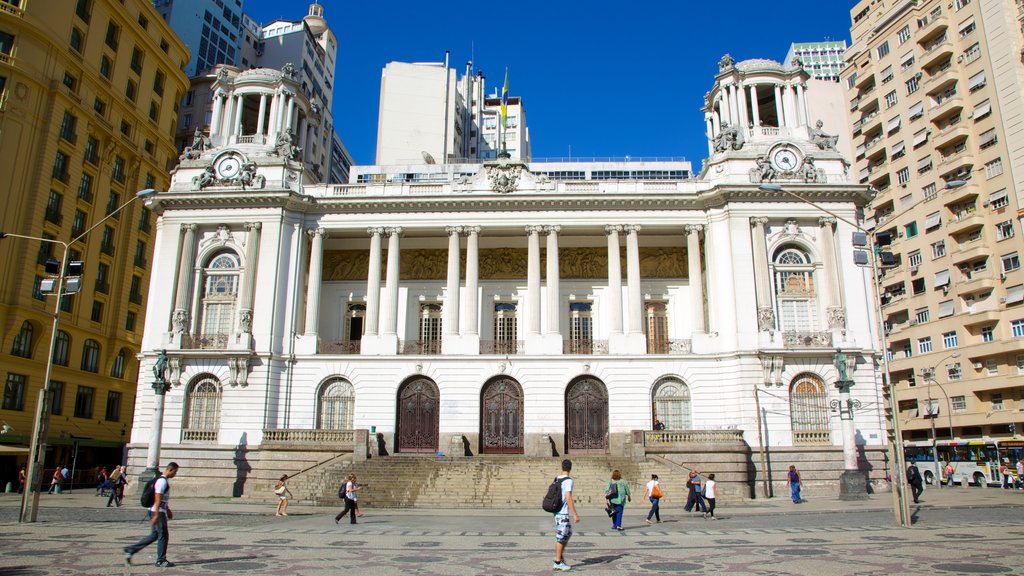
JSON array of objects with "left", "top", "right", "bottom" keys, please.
[{"left": 735, "top": 59, "right": 788, "bottom": 73}]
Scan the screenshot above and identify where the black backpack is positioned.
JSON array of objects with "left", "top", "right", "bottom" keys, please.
[
  {"left": 542, "top": 476, "right": 569, "bottom": 513},
  {"left": 140, "top": 475, "right": 163, "bottom": 508}
]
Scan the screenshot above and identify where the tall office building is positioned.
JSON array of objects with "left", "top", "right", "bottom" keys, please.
[
  {"left": 153, "top": 0, "right": 243, "bottom": 77},
  {"left": 173, "top": 3, "right": 350, "bottom": 182},
  {"left": 376, "top": 60, "right": 530, "bottom": 165},
  {"left": 0, "top": 0, "right": 189, "bottom": 475},
  {"left": 785, "top": 40, "right": 848, "bottom": 82},
  {"left": 843, "top": 0, "right": 1024, "bottom": 456}
]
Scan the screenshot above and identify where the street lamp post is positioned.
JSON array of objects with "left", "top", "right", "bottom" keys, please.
[
  {"left": 2, "top": 189, "right": 155, "bottom": 523},
  {"left": 759, "top": 182, "right": 911, "bottom": 526},
  {"left": 924, "top": 352, "right": 960, "bottom": 488}
]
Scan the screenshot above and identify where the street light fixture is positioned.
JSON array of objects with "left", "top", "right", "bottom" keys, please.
[
  {"left": 1, "top": 188, "right": 155, "bottom": 523},
  {"left": 923, "top": 351, "right": 960, "bottom": 487},
  {"left": 759, "top": 182, "right": 911, "bottom": 526}
]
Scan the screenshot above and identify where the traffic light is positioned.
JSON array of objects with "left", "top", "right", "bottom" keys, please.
[
  {"left": 876, "top": 230, "right": 894, "bottom": 246},
  {"left": 44, "top": 258, "right": 61, "bottom": 275}
]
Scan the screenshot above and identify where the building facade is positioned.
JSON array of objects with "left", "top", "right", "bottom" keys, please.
[
  {"left": 125, "top": 61, "right": 886, "bottom": 498},
  {"left": 843, "top": 0, "right": 1024, "bottom": 447},
  {"left": 0, "top": 0, "right": 189, "bottom": 476},
  {"left": 785, "top": 40, "right": 849, "bottom": 82},
  {"left": 153, "top": 0, "right": 243, "bottom": 77}
]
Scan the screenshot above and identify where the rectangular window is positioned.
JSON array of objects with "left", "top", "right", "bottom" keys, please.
[
  {"left": 909, "top": 251, "right": 923, "bottom": 267},
  {"left": 1012, "top": 320, "right": 1024, "bottom": 338},
  {"left": 951, "top": 395, "right": 966, "bottom": 412},
  {"left": 100, "top": 225, "right": 115, "bottom": 255},
  {"left": 78, "top": 173, "right": 93, "bottom": 202},
  {"left": 568, "top": 302, "right": 594, "bottom": 354},
  {"left": 881, "top": 66, "right": 894, "bottom": 83},
  {"left": 918, "top": 336, "right": 933, "bottom": 353},
  {"left": 153, "top": 70, "right": 164, "bottom": 96},
  {"left": 52, "top": 151, "right": 70, "bottom": 183},
  {"left": 1003, "top": 253, "right": 1021, "bottom": 274},
  {"left": 923, "top": 183, "right": 937, "bottom": 200},
  {"left": 885, "top": 91, "right": 898, "bottom": 108},
  {"left": 906, "top": 76, "right": 920, "bottom": 94},
  {"left": 932, "top": 240, "right": 946, "bottom": 258},
  {"left": 112, "top": 156, "right": 125, "bottom": 183},
  {"left": 73, "top": 385, "right": 95, "bottom": 418},
  {"left": 979, "top": 128, "right": 998, "bottom": 149},
  {"left": 877, "top": 41, "right": 890, "bottom": 59},
  {"left": 74, "top": 0, "right": 91, "bottom": 22},
  {"left": 985, "top": 359, "right": 998, "bottom": 376},
  {"left": 985, "top": 158, "right": 1004, "bottom": 179},
  {"left": 50, "top": 380, "right": 64, "bottom": 415},
  {"left": 125, "top": 310, "right": 137, "bottom": 332},
  {"left": 943, "top": 331, "right": 958, "bottom": 349},
  {"left": 903, "top": 342, "right": 913, "bottom": 359},
  {"left": 996, "top": 221, "right": 1014, "bottom": 241},
  {"left": 90, "top": 300, "right": 103, "bottom": 322},
  {"left": 45, "top": 190, "right": 63, "bottom": 224},
  {"left": 982, "top": 325, "right": 994, "bottom": 342},
  {"left": 904, "top": 221, "right": 918, "bottom": 238},
  {"left": 104, "top": 391, "right": 121, "bottom": 422},
  {"left": 71, "top": 209, "right": 86, "bottom": 236},
  {"left": 645, "top": 301, "right": 669, "bottom": 354},
  {"left": 915, "top": 307, "right": 930, "bottom": 324},
  {"left": 417, "top": 303, "right": 442, "bottom": 354},
  {"left": 897, "top": 167, "right": 910, "bottom": 185},
  {"left": 125, "top": 79, "right": 137, "bottom": 102},
  {"left": 991, "top": 393, "right": 1003, "bottom": 411},
  {"left": 2, "top": 374, "right": 26, "bottom": 411},
  {"left": 130, "top": 46, "right": 143, "bottom": 74},
  {"left": 104, "top": 21, "right": 119, "bottom": 51},
  {"left": 898, "top": 25, "right": 911, "bottom": 44},
  {"left": 959, "top": 18, "right": 976, "bottom": 39},
  {"left": 99, "top": 55, "right": 112, "bottom": 79}
]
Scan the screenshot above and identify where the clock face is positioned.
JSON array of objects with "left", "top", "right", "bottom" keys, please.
[
  {"left": 216, "top": 156, "right": 241, "bottom": 179},
  {"left": 771, "top": 148, "right": 799, "bottom": 172}
]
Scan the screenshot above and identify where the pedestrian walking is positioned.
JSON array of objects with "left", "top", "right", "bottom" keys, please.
[
  {"left": 274, "top": 474, "right": 292, "bottom": 516},
  {"left": 683, "top": 470, "right": 707, "bottom": 514},
  {"left": 124, "top": 462, "right": 179, "bottom": 568},
  {"left": 788, "top": 465, "right": 803, "bottom": 503},
  {"left": 643, "top": 474, "right": 663, "bottom": 524},
  {"left": 944, "top": 462, "right": 955, "bottom": 486},
  {"left": 704, "top": 473, "right": 718, "bottom": 520},
  {"left": 551, "top": 459, "right": 579, "bottom": 572},
  {"left": 1016, "top": 460, "right": 1024, "bottom": 490},
  {"left": 108, "top": 465, "right": 128, "bottom": 507},
  {"left": 907, "top": 460, "right": 924, "bottom": 503},
  {"left": 606, "top": 470, "right": 631, "bottom": 530},
  {"left": 1000, "top": 460, "right": 1012, "bottom": 489},
  {"left": 47, "top": 468, "right": 61, "bottom": 494},
  {"left": 17, "top": 466, "right": 25, "bottom": 494},
  {"left": 96, "top": 467, "right": 109, "bottom": 496},
  {"left": 334, "top": 474, "right": 360, "bottom": 525}
]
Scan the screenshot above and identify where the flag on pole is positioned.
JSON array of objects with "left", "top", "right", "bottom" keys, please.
[{"left": 501, "top": 68, "right": 509, "bottom": 129}]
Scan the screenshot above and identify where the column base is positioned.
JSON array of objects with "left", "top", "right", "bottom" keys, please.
[
  {"left": 294, "top": 335, "right": 317, "bottom": 355},
  {"left": 523, "top": 333, "right": 546, "bottom": 355},
  {"left": 138, "top": 467, "right": 161, "bottom": 486},
  {"left": 359, "top": 334, "right": 399, "bottom": 355},
  {"left": 619, "top": 332, "right": 647, "bottom": 354},
  {"left": 838, "top": 470, "right": 869, "bottom": 500}
]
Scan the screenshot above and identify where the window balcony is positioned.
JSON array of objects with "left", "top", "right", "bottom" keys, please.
[
  {"left": 94, "top": 281, "right": 109, "bottom": 294},
  {"left": 479, "top": 340, "right": 523, "bottom": 355},
  {"left": 782, "top": 331, "right": 833, "bottom": 348},
  {"left": 0, "top": 1, "right": 25, "bottom": 17},
  {"left": 793, "top": 430, "right": 832, "bottom": 445},
  {"left": 44, "top": 208, "right": 62, "bottom": 225},
  {"left": 946, "top": 212, "right": 984, "bottom": 235},
  {"left": 181, "top": 429, "right": 217, "bottom": 442},
  {"left": 399, "top": 340, "right": 442, "bottom": 355},
  {"left": 134, "top": 255, "right": 147, "bottom": 268},
  {"left": 932, "top": 123, "right": 969, "bottom": 149},
  {"left": 99, "top": 242, "right": 115, "bottom": 256},
  {"left": 318, "top": 340, "right": 361, "bottom": 354},
  {"left": 951, "top": 241, "right": 988, "bottom": 265},
  {"left": 646, "top": 339, "right": 693, "bottom": 354},
  {"left": 181, "top": 333, "right": 228, "bottom": 350},
  {"left": 563, "top": 339, "right": 609, "bottom": 355}
]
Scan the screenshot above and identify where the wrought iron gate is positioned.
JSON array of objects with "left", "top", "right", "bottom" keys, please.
[
  {"left": 396, "top": 378, "right": 440, "bottom": 453},
  {"left": 480, "top": 377, "right": 524, "bottom": 454},
  {"left": 565, "top": 377, "right": 608, "bottom": 453}
]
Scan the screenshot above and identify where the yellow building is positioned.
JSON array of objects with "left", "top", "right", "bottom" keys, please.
[{"left": 0, "top": 0, "right": 188, "bottom": 482}]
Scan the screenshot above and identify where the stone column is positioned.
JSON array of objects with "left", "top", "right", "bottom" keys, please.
[
  {"left": 736, "top": 81, "right": 749, "bottom": 128},
  {"left": 711, "top": 109, "right": 721, "bottom": 134},
  {"left": 364, "top": 227, "right": 384, "bottom": 338},
  {"left": 719, "top": 93, "right": 730, "bottom": 129},
  {"left": 686, "top": 224, "right": 706, "bottom": 334},
  {"left": 795, "top": 83, "right": 807, "bottom": 127},
  {"left": 444, "top": 226, "right": 462, "bottom": 340},
  {"left": 237, "top": 222, "right": 262, "bottom": 338},
  {"left": 544, "top": 225, "right": 561, "bottom": 337},
  {"left": 749, "top": 85, "right": 761, "bottom": 127},
  {"left": 210, "top": 90, "right": 226, "bottom": 141},
  {"left": 303, "top": 227, "right": 326, "bottom": 337},
  {"left": 463, "top": 226, "right": 480, "bottom": 337},
  {"left": 834, "top": 352, "right": 868, "bottom": 500},
  {"left": 750, "top": 217, "right": 774, "bottom": 334},
  {"left": 286, "top": 96, "right": 296, "bottom": 133},
  {"left": 143, "top": 367, "right": 172, "bottom": 484},
  {"left": 819, "top": 217, "right": 846, "bottom": 336},
  {"left": 785, "top": 85, "right": 798, "bottom": 129},
  {"left": 232, "top": 95, "right": 244, "bottom": 138},
  {"left": 223, "top": 95, "right": 236, "bottom": 140},
  {"left": 299, "top": 119, "right": 309, "bottom": 160},
  {"left": 171, "top": 224, "right": 198, "bottom": 338},
  {"left": 605, "top": 225, "right": 624, "bottom": 338},
  {"left": 266, "top": 93, "right": 279, "bottom": 142},
  {"left": 625, "top": 225, "right": 643, "bottom": 335},
  {"left": 256, "top": 93, "right": 268, "bottom": 141},
  {"left": 774, "top": 85, "right": 785, "bottom": 127},
  {"left": 526, "top": 225, "right": 542, "bottom": 336},
  {"left": 705, "top": 113, "right": 715, "bottom": 156},
  {"left": 382, "top": 227, "right": 402, "bottom": 338}
]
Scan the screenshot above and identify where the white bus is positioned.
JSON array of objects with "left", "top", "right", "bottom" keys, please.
[{"left": 903, "top": 439, "right": 1023, "bottom": 486}]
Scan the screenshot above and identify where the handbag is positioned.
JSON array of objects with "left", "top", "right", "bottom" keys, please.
[
  {"left": 651, "top": 484, "right": 663, "bottom": 499},
  {"left": 605, "top": 503, "right": 615, "bottom": 517},
  {"left": 274, "top": 485, "right": 286, "bottom": 496},
  {"left": 605, "top": 481, "right": 619, "bottom": 500}
]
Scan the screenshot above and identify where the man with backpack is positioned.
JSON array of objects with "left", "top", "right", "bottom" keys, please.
[
  {"left": 907, "top": 459, "right": 924, "bottom": 504},
  {"left": 543, "top": 459, "right": 580, "bottom": 572},
  {"left": 124, "top": 462, "right": 179, "bottom": 568}
]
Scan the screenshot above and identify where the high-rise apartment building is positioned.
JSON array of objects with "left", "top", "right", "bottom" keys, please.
[
  {"left": 376, "top": 60, "right": 530, "bottom": 165},
  {"left": 0, "top": 0, "right": 189, "bottom": 475},
  {"left": 153, "top": 0, "right": 243, "bottom": 77},
  {"left": 785, "top": 40, "right": 848, "bottom": 82},
  {"left": 843, "top": 0, "right": 1024, "bottom": 455},
  {"left": 172, "top": 3, "right": 351, "bottom": 182}
]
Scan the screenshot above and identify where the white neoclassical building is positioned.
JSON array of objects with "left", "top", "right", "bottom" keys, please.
[{"left": 128, "top": 58, "right": 889, "bottom": 498}]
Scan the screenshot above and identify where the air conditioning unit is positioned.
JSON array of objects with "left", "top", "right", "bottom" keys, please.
[
  {"left": 982, "top": 200, "right": 990, "bottom": 207},
  {"left": 1000, "top": 297, "right": 1007, "bottom": 304},
  {"left": 910, "top": 265, "right": 919, "bottom": 273},
  {"left": 973, "top": 361, "right": 983, "bottom": 369}
]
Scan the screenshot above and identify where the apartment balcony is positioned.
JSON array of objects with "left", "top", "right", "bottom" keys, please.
[
  {"left": 917, "top": 12, "right": 949, "bottom": 43},
  {"left": 0, "top": 1, "right": 24, "bottom": 17},
  {"left": 99, "top": 242, "right": 115, "bottom": 256},
  {"left": 128, "top": 292, "right": 142, "bottom": 305},
  {"left": 479, "top": 340, "right": 524, "bottom": 355},
  {"left": 938, "top": 147, "right": 971, "bottom": 168},
  {"left": 951, "top": 242, "right": 988, "bottom": 265},
  {"left": 957, "top": 271, "right": 998, "bottom": 297},
  {"left": 932, "top": 123, "right": 970, "bottom": 149},
  {"left": 563, "top": 340, "right": 610, "bottom": 355},
  {"left": 946, "top": 212, "right": 985, "bottom": 235},
  {"left": 181, "top": 429, "right": 217, "bottom": 442},
  {"left": 923, "top": 63, "right": 955, "bottom": 92},
  {"left": 965, "top": 338, "right": 1024, "bottom": 360},
  {"left": 959, "top": 309, "right": 1001, "bottom": 327},
  {"left": 966, "top": 374, "right": 1024, "bottom": 394},
  {"left": 920, "top": 36, "right": 954, "bottom": 69},
  {"left": 929, "top": 94, "right": 964, "bottom": 121}
]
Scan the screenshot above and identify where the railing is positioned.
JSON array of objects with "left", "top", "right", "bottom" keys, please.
[
  {"left": 644, "top": 429, "right": 745, "bottom": 447},
  {"left": 182, "top": 429, "right": 217, "bottom": 442},
  {"left": 782, "top": 331, "right": 833, "bottom": 348},
  {"left": 319, "top": 340, "right": 361, "bottom": 354},
  {"left": 793, "top": 430, "right": 832, "bottom": 445},
  {"left": 261, "top": 428, "right": 356, "bottom": 445},
  {"left": 647, "top": 339, "right": 692, "bottom": 354},
  {"left": 479, "top": 340, "right": 523, "bottom": 355},
  {"left": 0, "top": 2, "right": 24, "bottom": 17},
  {"left": 234, "top": 134, "right": 267, "bottom": 145},
  {"left": 563, "top": 339, "right": 609, "bottom": 355},
  {"left": 400, "top": 340, "right": 442, "bottom": 355},
  {"left": 181, "top": 333, "right": 229, "bottom": 350}
]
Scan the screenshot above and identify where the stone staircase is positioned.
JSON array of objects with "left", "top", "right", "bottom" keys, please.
[{"left": 281, "top": 454, "right": 753, "bottom": 509}]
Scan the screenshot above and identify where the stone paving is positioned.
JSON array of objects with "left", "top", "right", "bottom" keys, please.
[{"left": 2, "top": 486, "right": 1023, "bottom": 575}]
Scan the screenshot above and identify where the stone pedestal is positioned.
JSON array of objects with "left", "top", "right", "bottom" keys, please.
[{"left": 839, "top": 469, "right": 869, "bottom": 500}]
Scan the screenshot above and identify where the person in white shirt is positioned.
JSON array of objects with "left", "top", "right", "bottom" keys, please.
[
  {"left": 643, "top": 474, "right": 663, "bottom": 524},
  {"left": 552, "top": 459, "right": 580, "bottom": 572},
  {"left": 124, "top": 462, "right": 179, "bottom": 568},
  {"left": 704, "top": 473, "right": 718, "bottom": 520}
]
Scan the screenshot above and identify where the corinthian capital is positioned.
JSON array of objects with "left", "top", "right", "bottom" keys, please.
[
  {"left": 605, "top": 225, "right": 624, "bottom": 235},
  {"left": 445, "top": 226, "right": 464, "bottom": 236},
  {"left": 543, "top": 225, "right": 561, "bottom": 234},
  {"left": 384, "top": 227, "right": 403, "bottom": 237},
  {"left": 623, "top": 224, "right": 642, "bottom": 234},
  {"left": 818, "top": 216, "right": 837, "bottom": 228},
  {"left": 684, "top": 224, "right": 705, "bottom": 235},
  {"left": 367, "top": 227, "right": 385, "bottom": 236},
  {"left": 525, "top": 225, "right": 543, "bottom": 234},
  {"left": 750, "top": 217, "right": 769, "bottom": 227},
  {"left": 306, "top": 227, "right": 327, "bottom": 239}
]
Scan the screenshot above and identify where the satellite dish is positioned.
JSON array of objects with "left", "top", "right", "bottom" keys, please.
[{"left": 422, "top": 151, "right": 436, "bottom": 164}]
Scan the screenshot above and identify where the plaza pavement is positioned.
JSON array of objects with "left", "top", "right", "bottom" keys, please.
[{"left": 1, "top": 484, "right": 1023, "bottom": 575}]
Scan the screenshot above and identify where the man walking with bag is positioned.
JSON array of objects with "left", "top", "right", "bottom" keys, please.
[{"left": 124, "top": 462, "right": 179, "bottom": 568}]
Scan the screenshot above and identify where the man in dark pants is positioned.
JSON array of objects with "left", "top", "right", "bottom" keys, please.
[
  {"left": 907, "top": 459, "right": 924, "bottom": 504},
  {"left": 125, "top": 462, "right": 179, "bottom": 568},
  {"left": 683, "top": 470, "right": 707, "bottom": 514},
  {"left": 334, "top": 473, "right": 359, "bottom": 524}
]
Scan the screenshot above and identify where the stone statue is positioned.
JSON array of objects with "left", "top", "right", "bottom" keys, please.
[
  {"left": 756, "top": 156, "right": 775, "bottom": 182},
  {"left": 802, "top": 156, "right": 819, "bottom": 183},
  {"left": 180, "top": 127, "right": 211, "bottom": 161},
  {"left": 714, "top": 122, "right": 744, "bottom": 153},
  {"left": 193, "top": 165, "right": 216, "bottom": 189},
  {"left": 238, "top": 162, "right": 264, "bottom": 189},
  {"left": 281, "top": 62, "right": 296, "bottom": 79},
  {"left": 834, "top": 349, "right": 850, "bottom": 382},
  {"left": 718, "top": 53, "right": 735, "bottom": 72},
  {"left": 274, "top": 129, "right": 301, "bottom": 160},
  {"left": 810, "top": 120, "right": 839, "bottom": 151},
  {"left": 153, "top": 350, "right": 168, "bottom": 383}
]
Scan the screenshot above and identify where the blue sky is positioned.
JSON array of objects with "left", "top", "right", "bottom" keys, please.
[{"left": 244, "top": 1, "right": 855, "bottom": 168}]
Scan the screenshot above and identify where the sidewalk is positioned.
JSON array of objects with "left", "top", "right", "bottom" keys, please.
[{"left": 4, "top": 482, "right": 1022, "bottom": 518}]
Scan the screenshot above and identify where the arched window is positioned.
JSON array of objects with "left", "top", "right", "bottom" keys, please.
[
  {"left": 110, "top": 348, "right": 129, "bottom": 379},
  {"left": 53, "top": 331, "right": 70, "bottom": 366},
  {"left": 772, "top": 245, "right": 818, "bottom": 332},
  {"left": 183, "top": 375, "right": 221, "bottom": 442},
  {"left": 199, "top": 251, "right": 241, "bottom": 340},
  {"left": 652, "top": 378, "right": 692, "bottom": 430},
  {"left": 790, "top": 373, "right": 830, "bottom": 444},
  {"left": 81, "top": 339, "right": 100, "bottom": 373},
  {"left": 317, "top": 378, "right": 354, "bottom": 430},
  {"left": 10, "top": 321, "right": 33, "bottom": 358}
]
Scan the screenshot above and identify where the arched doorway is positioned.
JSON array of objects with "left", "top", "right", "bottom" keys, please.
[
  {"left": 396, "top": 377, "right": 440, "bottom": 453},
  {"left": 565, "top": 377, "right": 608, "bottom": 453},
  {"left": 480, "top": 377, "right": 524, "bottom": 454}
]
